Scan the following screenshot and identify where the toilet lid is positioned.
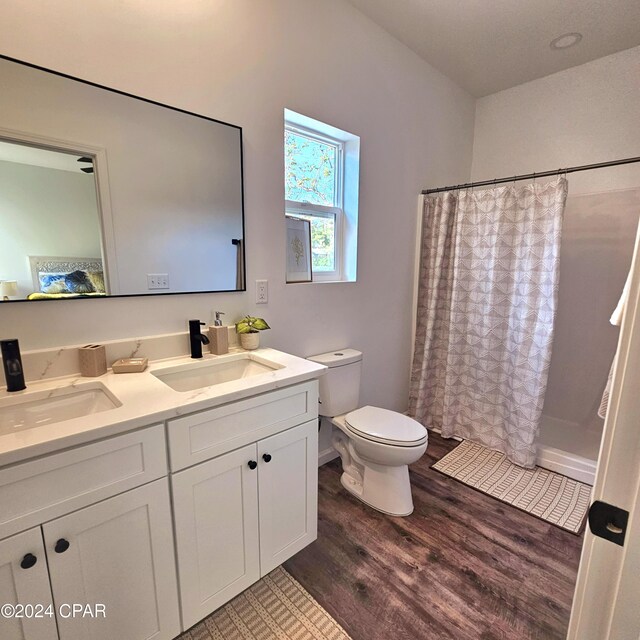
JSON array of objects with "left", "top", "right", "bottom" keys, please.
[{"left": 345, "top": 406, "right": 427, "bottom": 446}]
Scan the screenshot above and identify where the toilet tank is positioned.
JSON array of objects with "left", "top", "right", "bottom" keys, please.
[{"left": 307, "top": 349, "right": 362, "bottom": 417}]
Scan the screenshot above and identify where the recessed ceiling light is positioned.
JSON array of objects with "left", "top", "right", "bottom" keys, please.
[{"left": 550, "top": 32, "right": 583, "bottom": 50}]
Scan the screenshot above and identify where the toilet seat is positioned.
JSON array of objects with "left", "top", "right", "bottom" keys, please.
[{"left": 344, "top": 406, "right": 427, "bottom": 447}]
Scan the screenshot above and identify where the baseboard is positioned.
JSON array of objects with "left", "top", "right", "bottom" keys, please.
[{"left": 318, "top": 447, "right": 339, "bottom": 467}]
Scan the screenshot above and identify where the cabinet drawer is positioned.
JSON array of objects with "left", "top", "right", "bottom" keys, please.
[
  {"left": 168, "top": 381, "right": 318, "bottom": 471},
  {"left": 0, "top": 425, "right": 167, "bottom": 540}
]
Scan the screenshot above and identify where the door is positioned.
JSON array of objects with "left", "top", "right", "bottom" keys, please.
[
  {"left": 172, "top": 442, "right": 260, "bottom": 630},
  {"left": 42, "top": 478, "right": 180, "bottom": 640},
  {"left": 258, "top": 420, "right": 318, "bottom": 575},
  {"left": 568, "top": 223, "right": 640, "bottom": 638},
  {"left": 0, "top": 527, "right": 57, "bottom": 640}
]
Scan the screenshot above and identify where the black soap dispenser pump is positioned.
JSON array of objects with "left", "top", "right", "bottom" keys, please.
[{"left": 1, "top": 338, "right": 26, "bottom": 392}]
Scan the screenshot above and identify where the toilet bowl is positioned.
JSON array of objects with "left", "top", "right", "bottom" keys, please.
[{"left": 307, "top": 350, "right": 428, "bottom": 517}]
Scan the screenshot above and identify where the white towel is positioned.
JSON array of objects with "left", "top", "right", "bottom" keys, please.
[
  {"left": 610, "top": 269, "right": 633, "bottom": 326},
  {"left": 598, "top": 358, "right": 615, "bottom": 419},
  {"left": 601, "top": 265, "right": 634, "bottom": 418}
]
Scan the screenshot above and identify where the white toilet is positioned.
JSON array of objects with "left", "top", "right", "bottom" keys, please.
[{"left": 308, "top": 349, "right": 428, "bottom": 516}]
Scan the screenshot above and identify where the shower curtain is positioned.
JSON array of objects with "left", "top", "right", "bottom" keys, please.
[{"left": 409, "top": 178, "right": 567, "bottom": 468}]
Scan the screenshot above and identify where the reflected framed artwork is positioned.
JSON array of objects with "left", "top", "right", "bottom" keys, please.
[{"left": 286, "top": 216, "right": 312, "bottom": 283}]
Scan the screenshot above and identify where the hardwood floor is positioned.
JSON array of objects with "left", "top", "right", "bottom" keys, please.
[{"left": 285, "top": 433, "right": 583, "bottom": 640}]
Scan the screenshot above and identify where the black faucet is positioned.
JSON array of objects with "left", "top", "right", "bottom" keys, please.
[
  {"left": 189, "top": 320, "right": 210, "bottom": 359},
  {"left": 1, "top": 338, "right": 26, "bottom": 392}
]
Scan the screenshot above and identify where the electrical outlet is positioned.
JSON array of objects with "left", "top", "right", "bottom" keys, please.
[
  {"left": 147, "top": 273, "right": 170, "bottom": 290},
  {"left": 256, "top": 279, "right": 268, "bottom": 304}
]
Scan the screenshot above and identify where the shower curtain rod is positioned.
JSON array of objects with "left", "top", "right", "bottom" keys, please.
[{"left": 421, "top": 155, "right": 640, "bottom": 195}]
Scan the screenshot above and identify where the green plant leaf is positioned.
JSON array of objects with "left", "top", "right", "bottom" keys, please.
[
  {"left": 236, "top": 316, "right": 270, "bottom": 333},
  {"left": 251, "top": 318, "right": 270, "bottom": 331}
]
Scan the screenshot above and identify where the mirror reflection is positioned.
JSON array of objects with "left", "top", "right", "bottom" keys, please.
[{"left": 0, "top": 56, "right": 245, "bottom": 301}]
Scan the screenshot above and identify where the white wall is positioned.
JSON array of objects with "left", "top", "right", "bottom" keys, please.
[
  {"left": 0, "top": 161, "right": 102, "bottom": 297},
  {"left": 0, "top": 0, "right": 475, "bottom": 413},
  {"left": 472, "top": 46, "right": 640, "bottom": 195},
  {"left": 471, "top": 46, "right": 640, "bottom": 459}
]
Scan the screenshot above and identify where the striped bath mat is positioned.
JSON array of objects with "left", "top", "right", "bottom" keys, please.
[
  {"left": 433, "top": 440, "right": 592, "bottom": 534},
  {"left": 178, "top": 566, "right": 351, "bottom": 640}
]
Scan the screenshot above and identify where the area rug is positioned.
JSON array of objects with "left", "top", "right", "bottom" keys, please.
[
  {"left": 178, "top": 566, "right": 352, "bottom": 640},
  {"left": 432, "top": 440, "right": 592, "bottom": 534}
]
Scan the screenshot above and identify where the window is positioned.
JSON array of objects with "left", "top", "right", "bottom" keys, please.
[
  {"left": 285, "top": 125, "right": 343, "bottom": 279},
  {"left": 284, "top": 110, "right": 359, "bottom": 283}
]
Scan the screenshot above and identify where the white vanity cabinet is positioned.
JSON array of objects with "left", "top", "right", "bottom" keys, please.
[
  {"left": 0, "top": 427, "right": 181, "bottom": 640},
  {"left": 257, "top": 421, "right": 318, "bottom": 574},
  {"left": 0, "top": 376, "right": 321, "bottom": 638},
  {"left": 172, "top": 443, "right": 260, "bottom": 627},
  {"left": 0, "top": 527, "right": 57, "bottom": 640},
  {"left": 43, "top": 478, "right": 180, "bottom": 640},
  {"left": 170, "top": 381, "right": 319, "bottom": 631}
]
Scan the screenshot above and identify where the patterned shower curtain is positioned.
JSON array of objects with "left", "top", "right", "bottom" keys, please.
[{"left": 409, "top": 178, "right": 567, "bottom": 468}]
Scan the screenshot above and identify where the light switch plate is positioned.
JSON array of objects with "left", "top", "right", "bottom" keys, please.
[
  {"left": 256, "top": 279, "right": 268, "bottom": 304},
  {"left": 147, "top": 273, "right": 170, "bottom": 289}
]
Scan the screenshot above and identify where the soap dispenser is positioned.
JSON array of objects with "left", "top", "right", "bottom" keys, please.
[
  {"left": 209, "top": 311, "right": 229, "bottom": 355},
  {"left": 1, "top": 338, "right": 26, "bottom": 392}
]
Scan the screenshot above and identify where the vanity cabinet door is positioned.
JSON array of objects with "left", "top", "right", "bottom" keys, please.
[
  {"left": 257, "top": 420, "right": 318, "bottom": 575},
  {"left": 172, "top": 443, "right": 260, "bottom": 630},
  {"left": 42, "top": 478, "right": 180, "bottom": 640},
  {"left": 0, "top": 527, "right": 57, "bottom": 640}
]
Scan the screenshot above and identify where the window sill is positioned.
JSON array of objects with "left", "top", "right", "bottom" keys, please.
[{"left": 286, "top": 279, "right": 356, "bottom": 285}]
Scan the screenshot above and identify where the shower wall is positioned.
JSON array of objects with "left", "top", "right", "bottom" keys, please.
[{"left": 539, "top": 188, "right": 639, "bottom": 468}]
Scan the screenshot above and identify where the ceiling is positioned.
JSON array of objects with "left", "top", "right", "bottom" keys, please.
[
  {"left": 0, "top": 140, "right": 86, "bottom": 173},
  {"left": 345, "top": 0, "right": 640, "bottom": 96}
]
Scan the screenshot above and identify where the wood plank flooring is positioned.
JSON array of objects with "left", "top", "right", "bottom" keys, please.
[{"left": 285, "top": 433, "right": 583, "bottom": 640}]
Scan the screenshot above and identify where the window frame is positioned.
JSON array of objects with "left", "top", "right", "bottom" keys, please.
[{"left": 285, "top": 123, "right": 344, "bottom": 281}]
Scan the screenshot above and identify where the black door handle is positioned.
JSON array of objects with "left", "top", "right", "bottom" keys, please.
[
  {"left": 54, "top": 538, "right": 70, "bottom": 554},
  {"left": 248, "top": 460, "right": 257, "bottom": 470},
  {"left": 588, "top": 501, "right": 629, "bottom": 546},
  {"left": 20, "top": 553, "right": 37, "bottom": 569},
  {"left": 262, "top": 454, "right": 272, "bottom": 463}
]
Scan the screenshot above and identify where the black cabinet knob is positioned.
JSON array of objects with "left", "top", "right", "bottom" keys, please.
[
  {"left": 20, "top": 553, "right": 37, "bottom": 569},
  {"left": 54, "top": 539, "right": 70, "bottom": 554},
  {"left": 248, "top": 460, "right": 257, "bottom": 470},
  {"left": 262, "top": 453, "right": 272, "bottom": 463}
]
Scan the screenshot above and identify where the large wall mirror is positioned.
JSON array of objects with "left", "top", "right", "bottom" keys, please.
[{"left": 0, "top": 55, "right": 245, "bottom": 302}]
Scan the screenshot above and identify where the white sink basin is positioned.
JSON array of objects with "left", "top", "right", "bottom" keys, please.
[
  {"left": 0, "top": 382, "right": 122, "bottom": 435},
  {"left": 152, "top": 353, "right": 283, "bottom": 392}
]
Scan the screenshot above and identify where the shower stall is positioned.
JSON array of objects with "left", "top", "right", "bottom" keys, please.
[
  {"left": 537, "top": 187, "right": 640, "bottom": 483},
  {"left": 413, "top": 159, "right": 640, "bottom": 484}
]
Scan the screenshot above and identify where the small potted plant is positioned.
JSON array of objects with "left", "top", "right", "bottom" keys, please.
[{"left": 235, "top": 316, "right": 270, "bottom": 350}]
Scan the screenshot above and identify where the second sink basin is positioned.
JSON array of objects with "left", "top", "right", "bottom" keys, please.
[
  {"left": 151, "top": 353, "right": 284, "bottom": 392},
  {"left": 0, "top": 382, "right": 122, "bottom": 436}
]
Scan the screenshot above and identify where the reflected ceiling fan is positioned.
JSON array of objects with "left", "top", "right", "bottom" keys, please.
[{"left": 77, "top": 156, "right": 94, "bottom": 173}]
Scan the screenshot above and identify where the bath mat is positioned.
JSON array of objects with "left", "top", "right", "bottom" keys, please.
[
  {"left": 432, "top": 440, "right": 592, "bottom": 534},
  {"left": 178, "top": 566, "right": 351, "bottom": 640}
]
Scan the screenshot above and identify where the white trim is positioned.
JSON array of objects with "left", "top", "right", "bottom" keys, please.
[
  {"left": 318, "top": 447, "right": 339, "bottom": 466},
  {"left": 410, "top": 195, "right": 425, "bottom": 377}
]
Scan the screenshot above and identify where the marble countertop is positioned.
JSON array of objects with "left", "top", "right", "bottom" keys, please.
[{"left": 0, "top": 348, "right": 327, "bottom": 467}]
